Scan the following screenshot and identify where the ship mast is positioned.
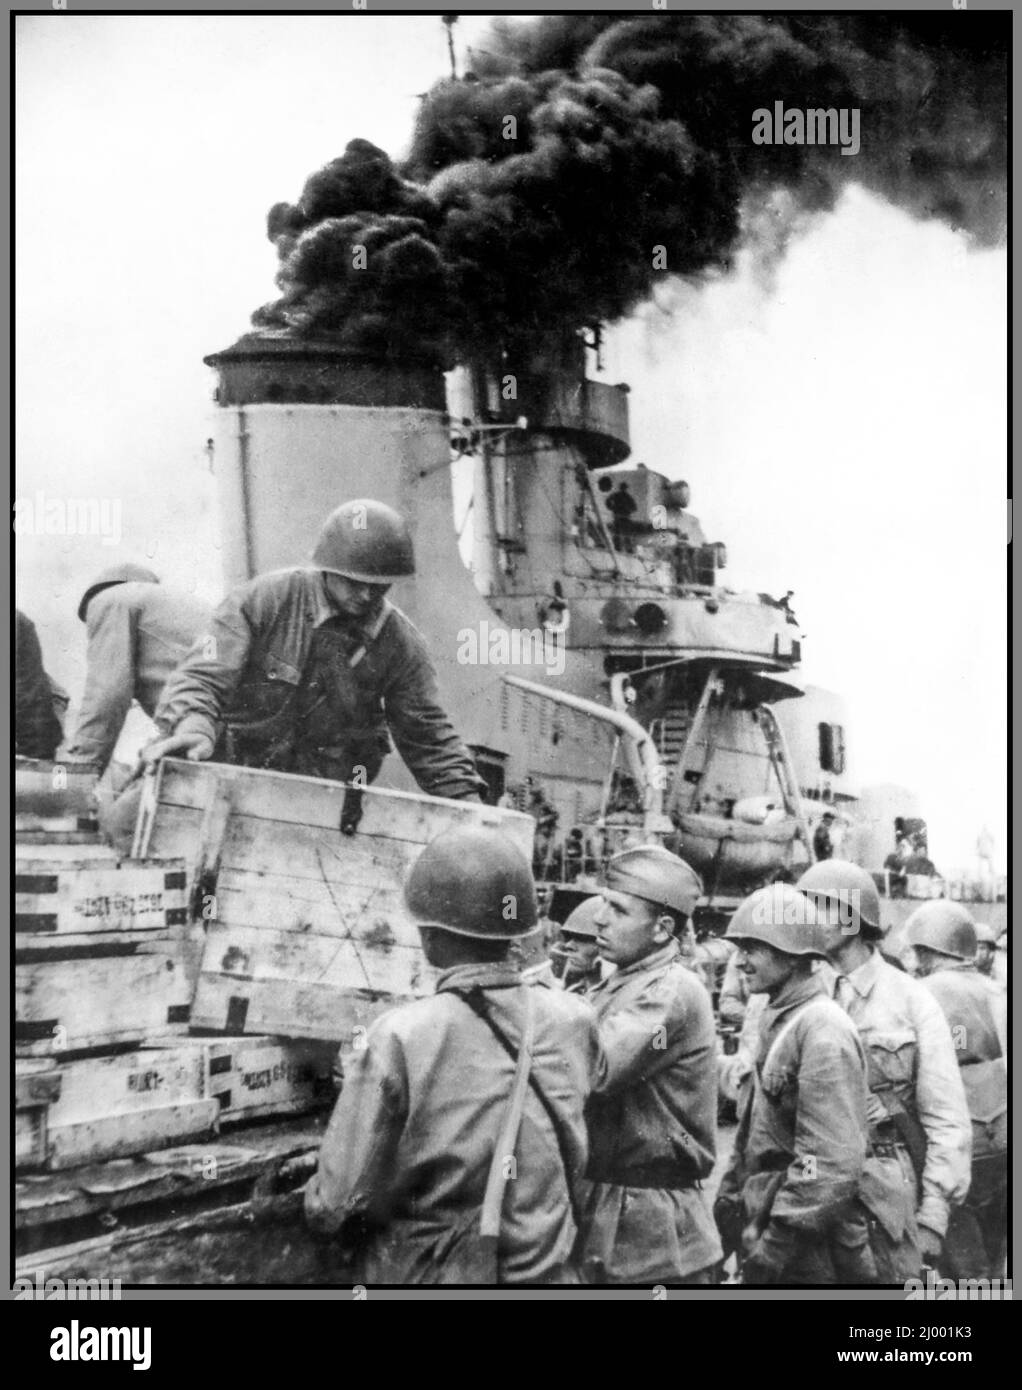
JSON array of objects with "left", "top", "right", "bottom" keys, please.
[{"left": 442, "top": 14, "right": 458, "bottom": 80}]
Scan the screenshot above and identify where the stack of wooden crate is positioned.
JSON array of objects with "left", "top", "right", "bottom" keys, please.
[
  {"left": 15, "top": 756, "right": 535, "bottom": 1181},
  {"left": 15, "top": 762, "right": 338, "bottom": 1176},
  {"left": 15, "top": 831, "right": 212, "bottom": 1171}
]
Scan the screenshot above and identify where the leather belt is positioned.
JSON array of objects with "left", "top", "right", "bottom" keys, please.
[{"left": 588, "top": 1164, "right": 701, "bottom": 1191}]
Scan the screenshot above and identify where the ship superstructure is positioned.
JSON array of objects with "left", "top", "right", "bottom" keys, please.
[{"left": 203, "top": 327, "right": 821, "bottom": 913}]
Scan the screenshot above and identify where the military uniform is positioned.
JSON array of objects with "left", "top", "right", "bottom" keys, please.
[
  {"left": 578, "top": 940, "right": 722, "bottom": 1283},
  {"left": 718, "top": 945, "right": 750, "bottom": 1027},
  {"left": 15, "top": 610, "right": 63, "bottom": 761},
  {"left": 305, "top": 963, "right": 599, "bottom": 1284},
  {"left": 154, "top": 568, "right": 483, "bottom": 798},
  {"left": 522, "top": 960, "right": 603, "bottom": 995},
  {"left": 717, "top": 973, "right": 870, "bottom": 1284},
  {"left": 66, "top": 582, "right": 211, "bottom": 770},
  {"left": 824, "top": 950, "right": 972, "bottom": 1279},
  {"left": 919, "top": 963, "right": 1007, "bottom": 1278}
]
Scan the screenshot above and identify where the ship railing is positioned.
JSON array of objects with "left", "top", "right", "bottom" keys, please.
[
  {"left": 533, "top": 824, "right": 621, "bottom": 886},
  {"left": 877, "top": 870, "right": 1007, "bottom": 904}
]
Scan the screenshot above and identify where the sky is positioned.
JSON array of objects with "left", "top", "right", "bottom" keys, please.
[{"left": 14, "top": 14, "right": 1008, "bottom": 873}]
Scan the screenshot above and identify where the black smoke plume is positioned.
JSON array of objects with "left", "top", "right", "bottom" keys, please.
[{"left": 253, "top": 14, "right": 1006, "bottom": 367}]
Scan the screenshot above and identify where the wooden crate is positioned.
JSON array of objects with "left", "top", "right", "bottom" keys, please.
[
  {"left": 134, "top": 758, "right": 535, "bottom": 1043},
  {"left": 16, "top": 947, "right": 194, "bottom": 1056},
  {"left": 145, "top": 1035, "right": 337, "bottom": 1123},
  {"left": 15, "top": 1059, "right": 62, "bottom": 1169},
  {"left": 15, "top": 854, "right": 188, "bottom": 949},
  {"left": 15, "top": 758, "right": 99, "bottom": 835},
  {"left": 15, "top": 1050, "right": 218, "bottom": 1171}
]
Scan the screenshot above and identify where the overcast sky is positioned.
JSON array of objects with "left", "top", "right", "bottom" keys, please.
[{"left": 14, "top": 14, "right": 1007, "bottom": 873}]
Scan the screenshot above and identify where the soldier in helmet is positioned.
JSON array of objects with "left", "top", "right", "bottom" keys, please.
[
  {"left": 796, "top": 860, "right": 971, "bottom": 1280},
  {"left": 715, "top": 884, "right": 871, "bottom": 1284},
  {"left": 578, "top": 845, "right": 723, "bottom": 1284},
  {"left": 65, "top": 564, "right": 212, "bottom": 773},
  {"left": 548, "top": 897, "right": 605, "bottom": 995},
  {"left": 972, "top": 922, "right": 1003, "bottom": 982},
  {"left": 304, "top": 826, "right": 600, "bottom": 1284},
  {"left": 143, "top": 500, "right": 484, "bottom": 800},
  {"left": 905, "top": 902, "right": 1007, "bottom": 1279}
]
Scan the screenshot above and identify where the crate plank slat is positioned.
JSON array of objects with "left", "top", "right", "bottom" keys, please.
[
  {"left": 15, "top": 856, "right": 188, "bottom": 948},
  {"left": 214, "top": 871, "right": 420, "bottom": 947},
  {"left": 16, "top": 949, "right": 194, "bottom": 1056},
  {"left": 145, "top": 1034, "right": 337, "bottom": 1124},
  {"left": 151, "top": 757, "right": 528, "bottom": 845},
  {"left": 15, "top": 1048, "right": 221, "bottom": 1171},
  {"left": 190, "top": 926, "right": 431, "bottom": 1041}
]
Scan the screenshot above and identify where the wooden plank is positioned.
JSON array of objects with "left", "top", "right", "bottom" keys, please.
[
  {"left": 14, "top": 1201, "right": 347, "bottom": 1286},
  {"left": 212, "top": 1039, "right": 335, "bottom": 1122},
  {"left": 15, "top": 816, "right": 100, "bottom": 837},
  {"left": 45, "top": 1047, "right": 206, "bottom": 1122},
  {"left": 149, "top": 757, "right": 535, "bottom": 852},
  {"left": 48, "top": 1101, "right": 220, "bottom": 1170},
  {"left": 192, "top": 971, "right": 410, "bottom": 1044},
  {"left": 15, "top": 759, "right": 99, "bottom": 818},
  {"left": 15, "top": 857, "right": 188, "bottom": 944},
  {"left": 16, "top": 1108, "right": 47, "bottom": 1170},
  {"left": 197, "top": 922, "right": 431, "bottom": 993},
  {"left": 16, "top": 1118, "right": 322, "bottom": 1236},
  {"left": 144, "top": 1035, "right": 337, "bottom": 1124},
  {"left": 17, "top": 1049, "right": 211, "bottom": 1171},
  {"left": 148, "top": 807, "right": 422, "bottom": 910},
  {"left": 15, "top": 1057, "right": 63, "bottom": 1105},
  {"left": 130, "top": 761, "right": 164, "bottom": 859},
  {"left": 213, "top": 870, "right": 421, "bottom": 948},
  {"left": 16, "top": 949, "right": 193, "bottom": 1056},
  {"left": 14, "top": 828, "right": 105, "bottom": 846},
  {"left": 187, "top": 778, "right": 235, "bottom": 918},
  {"left": 15, "top": 843, "right": 120, "bottom": 864}
]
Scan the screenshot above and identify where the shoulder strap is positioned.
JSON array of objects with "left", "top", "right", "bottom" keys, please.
[
  {"left": 480, "top": 986, "right": 535, "bottom": 1240},
  {"left": 454, "top": 986, "right": 584, "bottom": 1231}
]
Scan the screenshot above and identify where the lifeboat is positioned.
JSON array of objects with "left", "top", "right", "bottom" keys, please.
[{"left": 671, "top": 811, "right": 799, "bottom": 892}]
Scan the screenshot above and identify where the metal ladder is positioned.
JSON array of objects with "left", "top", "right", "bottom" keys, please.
[{"left": 757, "top": 703, "right": 815, "bottom": 861}]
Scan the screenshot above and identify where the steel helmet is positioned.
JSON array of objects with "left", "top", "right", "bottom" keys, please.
[
  {"left": 974, "top": 922, "right": 1000, "bottom": 949},
  {"left": 796, "top": 859, "right": 883, "bottom": 937},
  {"left": 561, "top": 896, "right": 600, "bottom": 940},
  {"left": 905, "top": 902, "right": 978, "bottom": 961},
  {"left": 78, "top": 564, "right": 159, "bottom": 621},
  {"left": 405, "top": 825, "right": 540, "bottom": 939},
  {"left": 603, "top": 844, "right": 703, "bottom": 918},
  {"left": 725, "top": 883, "right": 826, "bottom": 957},
  {"left": 312, "top": 499, "right": 415, "bottom": 583}
]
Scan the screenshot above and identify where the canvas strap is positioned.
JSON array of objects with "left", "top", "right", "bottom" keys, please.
[{"left": 479, "top": 985, "right": 536, "bottom": 1241}]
